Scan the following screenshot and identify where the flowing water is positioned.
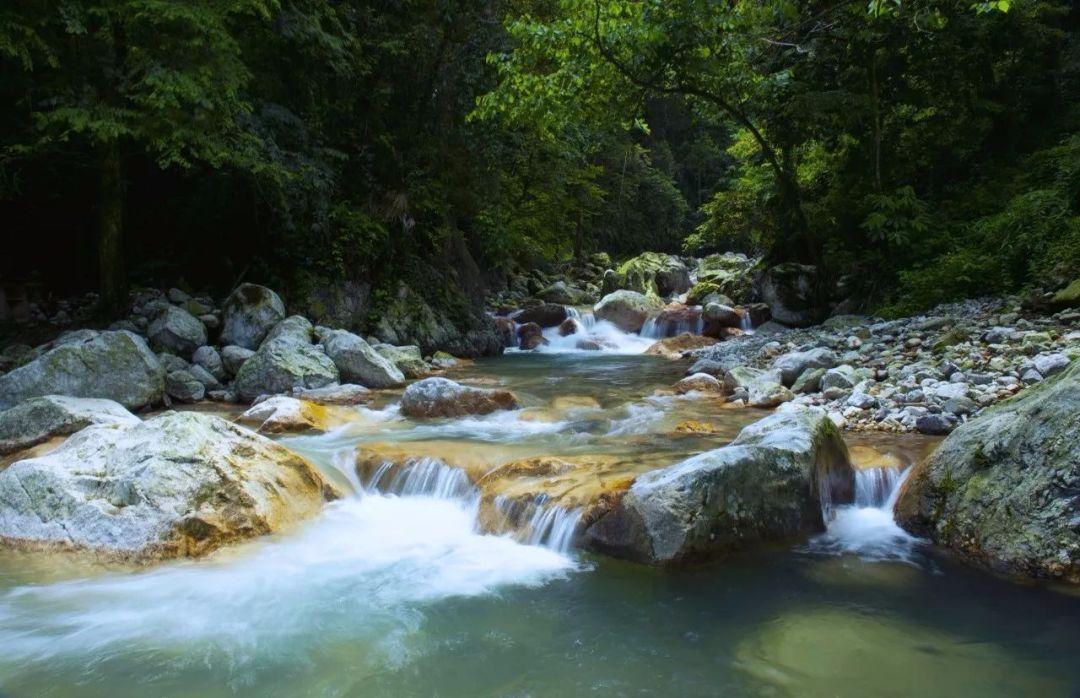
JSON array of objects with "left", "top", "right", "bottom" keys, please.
[{"left": 1, "top": 341, "right": 1079, "bottom": 696}]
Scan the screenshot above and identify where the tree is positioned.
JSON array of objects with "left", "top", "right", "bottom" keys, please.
[{"left": 1, "top": 0, "right": 273, "bottom": 311}]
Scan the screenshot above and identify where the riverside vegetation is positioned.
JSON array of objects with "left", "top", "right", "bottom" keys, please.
[{"left": 1, "top": 1, "right": 1080, "bottom": 696}]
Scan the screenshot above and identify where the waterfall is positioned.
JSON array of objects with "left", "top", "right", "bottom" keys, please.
[
  {"left": 640, "top": 311, "right": 704, "bottom": 339},
  {"left": 739, "top": 311, "right": 754, "bottom": 332},
  {"left": 492, "top": 495, "right": 584, "bottom": 553},
  {"left": 361, "top": 457, "right": 478, "bottom": 501},
  {"left": 854, "top": 467, "right": 904, "bottom": 507}
]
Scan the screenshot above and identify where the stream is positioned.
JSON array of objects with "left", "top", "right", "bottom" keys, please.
[{"left": 0, "top": 339, "right": 1079, "bottom": 696}]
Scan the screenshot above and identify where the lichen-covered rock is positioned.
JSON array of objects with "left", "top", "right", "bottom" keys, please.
[
  {"left": 220, "top": 284, "right": 287, "bottom": 350},
  {"left": 0, "top": 412, "right": 336, "bottom": 559},
  {"left": 221, "top": 345, "right": 255, "bottom": 377},
  {"left": 536, "top": 281, "right": 591, "bottom": 306},
  {"left": 165, "top": 370, "right": 205, "bottom": 403},
  {"left": 582, "top": 407, "right": 854, "bottom": 564},
  {"left": 147, "top": 306, "right": 207, "bottom": 356},
  {"left": 233, "top": 338, "right": 339, "bottom": 402},
  {"left": 692, "top": 253, "right": 758, "bottom": 303},
  {"left": 594, "top": 290, "right": 664, "bottom": 333},
  {"left": 895, "top": 359, "right": 1080, "bottom": 583},
  {"left": 263, "top": 315, "right": 314, "bottom": 346},
  {"left": 0, "top": 331, "right": 164, "bottom": 411},
  {"left": 0, "top": 396, "right": 140, "bottom": 456},
  {"left": 759, "top": 263, "right": 822, "bottom": 327},
  {"left": 644, "top": 334, "right": 718, "bottom": 359},
  {"left": 673, "top": 373, "right": 723, "bottom": 394},
  {"left": 747, "top": 380, "right": 794, "bottom": 408},
  {"left": 373, "top": 283, "right": 503, "bottom": 358},
  {"left": 321, "top": 329, "right": 405, "bottom": 388},
  {"left": 191, "top": 345, "right": 226, "bottom": 381},
  {"left": 400, "top": 377, "right": 518, "bottom": 418},
  {"left": 374, "top": 344, "right": 430, "bottom": 379}
]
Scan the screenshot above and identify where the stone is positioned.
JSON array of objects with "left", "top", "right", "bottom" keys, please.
[
  {"left": 320, "top": 329, "right": 405, "bottom": 388},
  {"left": 557, "top": 317, "right": 578, "bottom": 336},
  {"left": 431, "top": 351, "right": 459, "bottom": 368},
  {"left": 187, "top": 364, "right": 223, "bottom": 391},
  {"left": 233, "top": 338, "right": 340, "bottom": 402},
  {"left": 0, "top": 331, "right": 164, "bottom": 411},
  {"left": 0, "top": 396, "right": 140, "bottom": 456},
  {"left": 673, "top": 373, "right": 723, "bottom": 395},
  {"left": 166, "top": 287, "right": 190, "bottom": 304},
  {"left": 748, "top": 380, "right": 794, "bottom": 408},
  {"left": 613, "top": 252, "right": 692, "bottom": 297},
  {"left": 221, "top": 345, "right": 256, "bottom": 377},
  {"left": 191, "top": 346, "right": 226, "bottom": 381},
  {"left": 146, "top": 306, "right": 207, "bottom": 356},
  {"left": 821, "top": 365, "right": 858, "bottom": 392},
  {"left": 536, "top": 281, "right": 590, "bottom": 305},
  {"left": 582, "top": 407, "right": 854, "bottom": 564},
  {"left": 759, "top": 263, "right": 821, "bottom": 327},
  {"left": 238, "top": 396, "right": 344, "bottom": 434},
  {"left": 0, "top": 412, "right": 336, "bottom": 559},
  {"left": 896, "top": 359, "right": 1080, "bottom": 582},
  {"left": 701, "top": 303, "right": 743, "bottom": 338},
  {"left": 1033, "top": 353, "right": 1070, "bottom": 378},
  {"left": 492, "top": 316, "right": 517, "bottom": 348},
  {"left": 791, "top": 367, "right": 825, "bottom": 394},
  {"left": 723, "top": 366, "right": 766, "bottom": 392},
  {"left": 773, "top": 348, "right": 837, "bottom": 387},
  {"left": 166, "top": 370, "right": 205, "bottom": 403},
  {"left": 644, "top": 334, "right": 718, "bottom": 359},
  {"left": 291, "top": 384, "right": 372, "bottom": 405},
  {"left": 515, "top": 303, "right": 568, "bottom": 328},
  {"left": 400, "top": 377, "right": 518, "bottom": 418},
  {"left": 374, "top": 344, "right": 429, "bottom": 379},
  {"left": 1048, "top": 278, "right": 1080, "bottom": 311},
  {"left": 263, "top": 315, "right": 314, "bottom": 346},
  {"left": 517, "top": 322, "right": 547, "bottom": 350},
  {"left": 914, "top": 413, "right": 956, "bottom": 435},
  {"left": 594, "top": 290, "right": 664, "bottom": 333},
  {"left": 220, "top": 283, "right": 287, "bottom": 350},
  {"left": 157, "top": 352, "right": 189, "bottom": 373}
]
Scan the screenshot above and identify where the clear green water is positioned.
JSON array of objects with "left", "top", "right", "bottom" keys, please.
[{"left": 0, "top": 352, "right": 1077, "bottom": 697}]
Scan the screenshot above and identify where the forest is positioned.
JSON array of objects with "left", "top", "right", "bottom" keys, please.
[{"left": 2, "top": 0, "right": 1076, "bottom": 325}]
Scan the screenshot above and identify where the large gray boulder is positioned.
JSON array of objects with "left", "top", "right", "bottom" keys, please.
[
  {"left": 0, "top": 331, "right": 164, "bottom": 410},
  {"left": 374, "top": 344, "right": 429, "bottom": 379},
  {"left": 0, "top": 412, "right": 336, "bottom": 559},
  {"left": 759, "top": 263, "right": 822, "bottom": 327},
  {"left": 221, "top": 345, "right": 255, "bottom": 377},
  {"left": 263, "top": 315, "right": 314, "bottom": 346},
  {"left": 594, "top": 290, "right": 664, "bottom": 333},
  {"left": 0, "top": 396, "right": 139, "bottom": 456},
  {"left": 191, "top": 345, "right": 226, "bottom": 381},
  {"left": 321, "top": 330, "right": 405, "bottom": 388},
  {"left": 895, "top": 359, "right": 1080, "bottom": 583},
  {"left": 400, "top": 377, "right": 519, "bottom": 418},
  {"left": 233, "top": 338, "right": 339, "bottom": 402},
  {"left": 613, "top": 252, "right": 692, "bottom": 298},
  {"left": 220, "top": 284, "right": 286, "bottom": 350},
  {"left": 583, "top": 407, "right": 854, "bottom": 564},
  {"left": 147, "top": 306, "right": 207, "bottom": 356},
  {"left": 773, "top": 347, "right": 837, "bottom": 387}
]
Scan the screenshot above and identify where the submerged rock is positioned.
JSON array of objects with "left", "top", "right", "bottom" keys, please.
[
  {"left": 0, "top": 412, "right": 337, "bottom": 559},
  {"left": 233, "top": 338, "right": 339, "bottom": 402},
  {"left": 582, "top": 407, "right": 854, "bottom": 564},
  {"left": 400, "top": 377, "right": 518, "bottom": 418},
  {"left": 0, "top": 396, "right": 140, "bottom": 456},
  {"left": 0, "top": 331, "right": 164, "bottom": 411},
  {"left": 895, "top": 359, "right": 1080, "bottom": 583},
  {"left": 594, "top": 290, "right": 664, "bottom": 333},
  {"left": 220, "top": 283, "right": 287, "bottom": 350}
]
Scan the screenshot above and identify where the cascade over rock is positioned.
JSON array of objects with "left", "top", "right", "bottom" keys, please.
[
  {"left": 895, "top": 359, "right": 1080, "bottom": 582},
  {"left": 594, "top": 290, "right": 664, "bottom": 333},
  {"left": 581, "top": 407, "right": 855, "bottom": 565}
]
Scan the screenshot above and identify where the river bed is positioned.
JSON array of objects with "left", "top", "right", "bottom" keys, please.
[{"left": 0, "top": 349, "right": 1078, "bottom": 697}]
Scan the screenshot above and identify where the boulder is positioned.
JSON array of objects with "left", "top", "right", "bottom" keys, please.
[
  {"left": 233, "top": 338, "right": 339, "bottom": 402},
  {"left": 373, "top": 282, "right": 503, "bottom": 358},
  {"left": 557, "top": 318, "right": 579, "bottom": 337},
  {"left": 263, "top": 315, "right": 314, "bottom": 346},
  {"left": 0, "top": 396, "right": 140, "bottom": 456},
  {"left": 536, "top": 281, "right": 590, "bottom": 306},
  {"left": 594, "top": 290, "right": 664, "bottom": 333},
  {"left": 290, "top": 383, "right": 371, "bottom": 405},
  {"left": 400, "top": 377, "right": 518, "bottom": 418},
  {"left": 517, "top": 322, "right": 547, "bottom": 350},
  {"left": 221, "top": 345, "right": 255, "bottom": 377},
  {"left": 492, "top": 316, "right": 517, "bottom": 348},
  {"left": 759, "top": 263, "right": 822, "bottom": 327},
  {"left": 516, "top": 303, "right": 568, "bottom": 328},
  {"left": 747, "top": 380, "right": 794, "bottom": 408},
  {"left": 674, "top": 373, "right": 723, "bottom": 395},
  {"left": 165, "top": 370, "right": 205, "bottom": 403},
  {"left": 374, "top": 344, "right": 429, "bottom": 379},
  {"left": 239, "top": 396, "right": 340, "bottom": 434},
  {"left": 220, "top": 284, "right": 287, "bottom": 350},
  {"left": 0, "top": 331, "right": 164, "bottom": 411},
  {"left": 773, "top": 347, "right": 837, "bottom": 387},
  {"left": 0, "top": 412, "right": 336, "bottom": 559},
  {"left": 702, "top": 303, "right": 742, "bottom": 337},
  {"left": 147, "top": 306, "right": 207, "bottom": 356},
  {"left": 1049, "top": 278, "right": 1080, "bottom": 311},
  {"left": 187, "top": 364, "right": 223, "bottom": 392},
  {"left": 582, "top": 408, "right": 854, "bottom": 564},
  {"left": 644, "top": 334, "right": 719, "bottom": 359},
  {"left": 614, "top": 252, "right": 692, "bottom": 297},
  {"left": 321, "top": 330, "right": 405, "bottom": 388},
  {"left": 191, "top": 346, "right": 226, "bottom": 381},
  {"left": 694, "top": 253, "right": 757, "bottom": 303},
  {"left": 895, "top": 359, "right": 1080, "bottom": 582}
]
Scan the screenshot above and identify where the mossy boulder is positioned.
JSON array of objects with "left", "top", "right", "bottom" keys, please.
[
  {"left": 582, "top": 407, "right": 854, "bottom": 564},
  {"left": 612, "top": 253, "right": 692, "bottom": 298},
  {"left": 233, "top": 337, "right": 340, "bottom": 402},
  {"left": 895, "top": 358, "right": 1080, "bottom": 583},
  {"left": 694, "top": 253, "right": 758, "bottom": 303},
  {"left": 594, "top": 290, "right": 665, "bottom": 333},
  {"left": 1049, "top": 278, "right": 1080, "bottom": 311},
  {"left": 0, "top": 331, "right": 164, "bottom": 411},
  {"left": 220, "top": 284, "right": 287, "bottom": 350}
]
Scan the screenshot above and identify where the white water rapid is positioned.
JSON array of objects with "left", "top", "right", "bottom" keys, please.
[{"left": 809, "top": 466, "right": 920, "bottom": 562}]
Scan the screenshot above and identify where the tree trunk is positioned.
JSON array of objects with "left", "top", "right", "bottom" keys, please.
[{"left": 98, "top": 143, "right": 126, "bottom": 314}]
